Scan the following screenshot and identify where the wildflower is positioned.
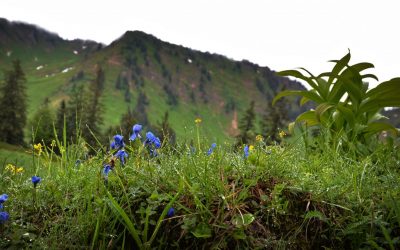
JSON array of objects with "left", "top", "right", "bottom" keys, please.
[
  {"left": 103, "top": 164, "right": 112, "bottom": 175},
  {"left": 129, "top": 124, "right": 143, "bottom": 141},
  {"left": 110, "top": 135, "right": 125, "bottom": 150},
  {"left": 244, "top": 145, "right": 249, "bottom": 158},
  {"left": 33, "top": 143, "right": 43, "bottom": 155},
  {"left": 249, "top": 145, "right": 254, "bottom": 151},
  {"left": 256, "top": 135, "right": 263, "bottom": 142},
  {"left": 166, "top": 207, "right": 175, "bottom": 218},
  {"left": 31, "top": 176, "right": 41, "bottom": 188},
  {"left": 5, "top": 164, "right": 23, "bottom": 174},
  {"left": 279, "top": 130, "right": 286, "bottom": 138},
  {"left": 0, "top": 194, "right": 8, "bottom": 204},
  {"left": 115, "top": 150, "right": 128, "bottom": 165},
  {"left": 207, "top": 143, "right": 217, "bottom": 156},
  {"left": 0, "top": 211, "right": 9, "bottom": 223},
  {"left": 145, "top": 132, "right": 161, "bottom": 149},
  {"left": 50, "top": 140, "right": 56, "bottom": 147},
  {"left": 195, "top": 118, "right": 202, "bottom": 124}
]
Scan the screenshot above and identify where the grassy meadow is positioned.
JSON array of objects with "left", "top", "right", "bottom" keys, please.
[{"left": 0, "top": 119, "right": 399, "bottom": 249}]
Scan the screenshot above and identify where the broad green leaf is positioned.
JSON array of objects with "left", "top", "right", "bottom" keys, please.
[
  {"left": 332, "top": 110, "right": 344, "bottom": 128},
  {"left": 288, "top": 122, "right": 295, "bottom": 134},
  {"left": 315, "top": 103, "right": 334, "bottom": 121},
  {"left": 348, "top": 62, "right": 375, "bottom": 73},
  {"left": 296, "top": 110, "right": 319, "bottom": 126},
  {"left": 192, "top": 223, "right": 212, "bottom": 238},
  {"left": 232, "top": 213, "right": 255, "bottom": 228},
  {"left": 361, "top": 73, "right": 379, "bottom": 81},
  {"left": 363, "top": 122, "right": 399, "bottom": 137},
  {"left": 336, "top": 104, "right": 356, "bottom": 128},
  {"left": 273, "top": 90, "right": 323, "bottom": 106},
  {"left": 327, "top": 51, "right": 351, "bottom": 85},
  {"left": 366, "top": 78, "right": 400, "bottom": 98},
  {"left": 277, "top": 69, "right": 318, "bottom": 90}
]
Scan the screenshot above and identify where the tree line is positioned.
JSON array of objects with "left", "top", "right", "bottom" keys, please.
[{"left": 0, "top": 60, "right": 287, "bottom": 151}]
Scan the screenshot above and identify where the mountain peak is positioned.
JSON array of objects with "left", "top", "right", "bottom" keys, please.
[{"left": 0, "top": 18, "right": 63, "bottom": 46}]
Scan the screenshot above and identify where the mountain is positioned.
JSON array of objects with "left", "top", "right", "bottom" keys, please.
[{"left": 0, "top": 18, "right": 310, "bottom": 142}]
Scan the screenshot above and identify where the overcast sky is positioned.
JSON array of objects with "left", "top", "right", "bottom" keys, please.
[{"left": 1, "top": 0, "right": 399, "bottom": 88}]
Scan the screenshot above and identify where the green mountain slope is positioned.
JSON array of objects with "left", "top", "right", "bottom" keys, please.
[{"left": 0, "top": 18, "right": 310, "bottom": 142}]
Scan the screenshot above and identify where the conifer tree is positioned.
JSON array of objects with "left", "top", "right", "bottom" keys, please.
[
  {"left": 83, "top": 66, "right": 105, "bottom": 146},
  {"left": 156, "top": 111, "right": 176, "bottom": 145},
  {"left": 29, "top": 100, "right": 55, "bottom": 146},
  {"left": 134, "top": 90, "right": 149, "bottom": 126},
  {"left": 65, "top": 85, "right": 87, "bottom": 143},
  {"left": 236, "top": 101, "right": 256, "bottom": 146},
  {"left": 55, "top": 99, "right": 67, "bottom": 141},
  {"left": 260, "top": 87, "right": 288, "bottom": 143},
  {"left": 0, "top": 60, "right": 27, "bottom": 145}
]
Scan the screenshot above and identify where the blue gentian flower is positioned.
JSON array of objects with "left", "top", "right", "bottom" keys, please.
[
  {"left": 111, "top": 135, "right": 125, "bottom": 150},
  {"left": 31, "top": 176, "right": 41, "bottom": 187},
  {"left": 129, "top": 124, "right": 142, "bottom": 141},
  {"left": 244, "top": 145, "right": 249, "bottom": 158},
  {"left": 145, "top": 132, "right": 161, "bottom": 148},
  {"left": 115, "top": 150, "right": 128, "bottom": 165},
  {"left": 103, "top": 164, "right": 112, "bottom": 175},
  {"left": 166, "top": 207, "right": 175, "bottom": 218},
  {"left": 207, "top": 143, "right": 217, "bottom": 156},
  {"left": 0, "top": 194, "right": 8, "bottom": 204},
  {"left": 0, "top": 211, "right": 9, "bottom": 223}
]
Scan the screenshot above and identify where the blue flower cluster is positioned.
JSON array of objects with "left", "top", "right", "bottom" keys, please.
[
  {"left": 244, "top": 145, "right": 249, "bottom": 158},
  {"left": 110, "top": 134, "right": 129, "bottom": 165},
  {"left": 32, "top": 176, "right": 41, "bottom": 188},
  {"left": 110, "top": 135, "right": 125, "bottom": 150},
  {"left": 207, "top": 143, "right": 217, "bottom": 156},
  {"left": 144, "top": 132, "right": 161, "bottom": 157},
  {"left": 0, "top": 193, "right": 9, "bottom": 224},
  {"left": 108, "top": 124, "right": 162, "bottom": 167}
]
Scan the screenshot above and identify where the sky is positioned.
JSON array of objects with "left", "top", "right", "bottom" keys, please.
[{"left": 1, "top": 0, "right": 399, "bottom": 88}]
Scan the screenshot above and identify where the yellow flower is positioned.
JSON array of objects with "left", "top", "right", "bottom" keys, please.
[
  {"left": 5, "top": 164, "right": 24, "bottom": 174},
  {"left": 5, "top": 164, "right": 15, "bottom": 172},
  {"left": 34, "top": 143, "right": 43, "bottom": 155},
  {"left": 249, "top": 145, "right": 255, "bottom": 151},
  {"left": 195, "top": 118, "right": 202, "bottom": 124},
  {"left": 279, "top": 130, "right": 286, "bottom": 138},
  {"left": 256, "top": 135, "right": 264, "bottom": 142}
]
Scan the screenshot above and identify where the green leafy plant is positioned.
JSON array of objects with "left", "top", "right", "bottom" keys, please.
[{"left": 273, "top": 51, "right": 400, "bottom": 154}]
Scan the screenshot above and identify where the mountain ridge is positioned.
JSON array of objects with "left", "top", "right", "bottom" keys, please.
[{"left": 0, "top": 17, "right": 309, "bottom": 141}]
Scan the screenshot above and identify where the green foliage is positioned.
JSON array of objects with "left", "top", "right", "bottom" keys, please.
[
  {"left": 236, "top": 101, "right": 256, "bottom": 146},
  {"left": 83, "top": 66, "right": 105, "bottom": 146},
  {"left": 155, "top": 111, "right": 176, "bottom": 145},
  {"left": 0, "top": 60, "right": 27, "bottom": 145},
  {"left": 260, "top": 87, "right": 289, "bottom": 143},
  {"left": 1, "top": 120, "right": 400, "bottom": 248},
  {"left": 29, "top": 101, "right": 55, "bottom": 146},
  {"left": 274, "top": 51, "right": 400, "bottom": 155}
]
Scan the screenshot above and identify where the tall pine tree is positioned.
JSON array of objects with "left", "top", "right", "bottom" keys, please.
[
  {"left": 29, "top": 100, "right": 55, "bottom": 146},
  {"left": 156, "top": 111, "right": 176, "bottom": 145},
  {"left": 236, "top": 101, "right": 256, "bottom": 146},
  {"left": 83, "top": 66, "right": 105, "bottom": 146},
  {"left": 0, "top": 60, "right": 27, "bottom": 145},
  {"left": 260, "top": 87, "right": 288, "bottom": 143}
]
